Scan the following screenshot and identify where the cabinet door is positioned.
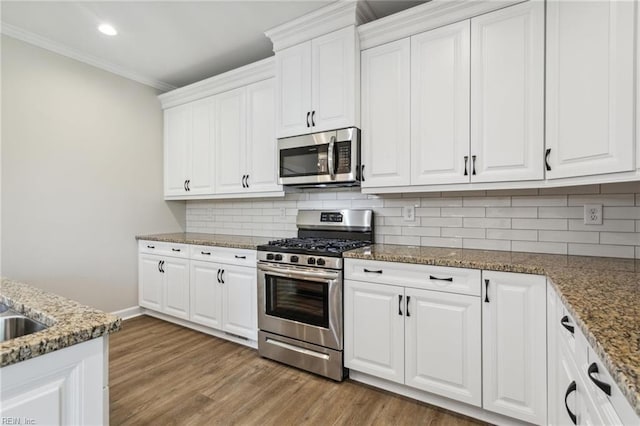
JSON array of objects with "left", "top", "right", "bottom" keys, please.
[
  {"left": 546, "top": 1, "right": 635, "bottom": 178},
  {"left": 311, "top": 26, "right": 357, "bottom": 133},
  {"left": 190, "top": 260, "right": 222, "bottom": 329},
  {"left": 245, "top": 79, "right": 281, "bottom": 193},
  {"left": 470, "top": 1, "right": 544, "bottom": 183},
  {"left": 411, "top": 21, "right": 470, "bottom": 185},
  {"left": 221, "top": 265, "right": 257, "bottom": 340},
  {"left": 276, "top": 41, "right": 312, "bottom": 138},
  {"left": 163, "top": 257, "right": 190, "bottom": 319},
  {"left": 164, "top": 105, "right": 191, "bottom": 196},
  {"left": 215, "top": 87, "right": 247, "bottom": 193},
  {"left": 361, "top": 39, "right": 411, "bottom": 188},
  {"left": 482, "top": 271, "right": 546, "bottom": 424},
  {"left": 405, "top": 288, "right": 481, "bottom": 407},
  {"left": 188, "top": 98, "right": 215, "bottom": 195},
  {"left": 344, "top": 280, "right": 404, "bottom": 384},
  {"left": 138, "top": 254, "right": 163, "bottom": 311}
]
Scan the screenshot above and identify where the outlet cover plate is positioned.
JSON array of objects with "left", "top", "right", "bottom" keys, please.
[
  {"left": 403, "top": 205, "right": 415, "bottom": 222},
  {"left": 584, "top": 204, "right": 603, "bottom": 225}
]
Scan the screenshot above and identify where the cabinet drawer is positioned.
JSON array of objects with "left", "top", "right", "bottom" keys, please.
[
  {"left": 189, "top": 245, "right": 256, "bottom": 267},
  {"left": 344, "top": 259, "right": 481, "bottom": 296},
  {"left": 138, "top": 240, "right": 189, "bottom": 258}
]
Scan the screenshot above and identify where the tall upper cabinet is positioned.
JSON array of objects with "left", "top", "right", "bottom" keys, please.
[
  {"left": 266, "top": 1, "right": 374, "bottom": 139},
  {"left": 360, "top": 1, "right": 544, "bottom": 189},
  {"left": 159, "top": 58, "right": 282, "bottom": 200},
  {"left": 546, "top": 1, "right": 636, "bottom": 179}
]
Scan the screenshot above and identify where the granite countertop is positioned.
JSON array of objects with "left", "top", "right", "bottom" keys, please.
[
  {"left": 136, "top": 232, "right": 272, "bottom": 250},
  {"left": 0, "top": 278, "right": 121, "bottom": 368},
  {"left": 344, "top": 244, "right": 640, "bottom": 416}
]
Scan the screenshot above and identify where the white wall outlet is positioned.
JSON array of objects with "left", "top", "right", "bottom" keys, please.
[
  {"left": 403, "top": 205, "right": 416, "bottom": 222},
  {"left": 278, "top": 207, "right": 286, "bottom": 217},
  {"left": 584, "top": 204, "right": 603, "bottom": 225}
]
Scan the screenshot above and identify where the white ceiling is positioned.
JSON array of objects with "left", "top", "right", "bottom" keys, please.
[{"left": 1, "top": 1, "right": 425, "bottom": 92}]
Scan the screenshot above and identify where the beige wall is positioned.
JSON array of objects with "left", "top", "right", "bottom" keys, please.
[{"left": 1, "top": 35, "right": 185, "bottom": 312}]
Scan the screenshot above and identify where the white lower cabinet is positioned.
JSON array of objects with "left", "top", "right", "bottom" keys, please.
[
  {"left": 138, "top": 253, "right": 189, "bottom": 319},
  {"left": 139, "top": 241, "right": 258, "bottom": 344},
  {"left": 344, "top": 260, "right": 482, "bottom": 407},
  {"left": 481, "top": 270, "right": 547, "bottom": 425}
]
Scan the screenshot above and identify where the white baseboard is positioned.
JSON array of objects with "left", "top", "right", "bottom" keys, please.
[{"left": 111, "top": 306, "right": 143, "bottom": 320}]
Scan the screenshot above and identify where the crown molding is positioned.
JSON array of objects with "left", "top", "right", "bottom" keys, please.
[
  {"left": 1, "top": 22, "right": 176, "bottom": 92},
  {"left": 265, "top": 0, "right": 376, "bottom": 52},
  {"left": 358, "top": 0, "right": 525, "bottom": 50},
  {"left": 158, "top": 57, "right": 275, "bottom": 109}
]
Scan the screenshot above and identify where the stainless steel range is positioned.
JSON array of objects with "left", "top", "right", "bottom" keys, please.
[{"left": 256, "top": 209, "right": 373, "bottom": 381}]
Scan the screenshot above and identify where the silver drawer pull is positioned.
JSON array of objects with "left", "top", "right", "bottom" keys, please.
[{"left": 429, "top": 275, "right": 453, "bottom": 282}]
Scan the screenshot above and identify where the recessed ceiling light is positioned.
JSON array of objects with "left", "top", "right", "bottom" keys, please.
[{"left": 98, "top": 23, "right": 117, "bottom": 36}]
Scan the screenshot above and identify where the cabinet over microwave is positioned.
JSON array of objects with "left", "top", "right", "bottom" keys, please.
[{"left": 278, "top": 127, "right": 361, "bottom": 187}]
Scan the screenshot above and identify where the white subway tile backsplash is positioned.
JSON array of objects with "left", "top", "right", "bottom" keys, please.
[
  {"left": 512, "top": 241, "right": 568, "bottom": 255},
  {"left": 568, "top": 194, "right": 635, "bottom": 207},
  {"left": 441, "top": 207, "right": 485, "bottom": 217},
  {"left": 442, "top": 227, "right": 486, "bottom": 239},
  {"left": 512, "top": 218, "right": 567, "bottom": 230},
  {"left": 539, "top": 230, "right": 599, "bottom": 244},
  {"left": 186, "top": 186, "right": 639, "bottom": 259},
  {"left": 486, "top": 207, "right": 537, "bottom": 218},
  {"left": 600, "top": 232, "right": 640, "bottom": 246},
  {"left": 420, "top": 236, "right": 462, "bottom": 248},
  {"left": 568, "top": 243, "right": 635, "bottom": 259},
  {"left": 487, "top": 229, "right": 537, "bottom": 241},
  {"left": 463, "top": 238, "right": 511, "bottom": 251},
  {"left": 462, "top": 197, "right": 510, "bottom": 207}
]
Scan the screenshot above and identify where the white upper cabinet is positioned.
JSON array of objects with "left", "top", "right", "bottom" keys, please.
[
  {"left": 214, "top": 87, "right": 247, "bottom": 194},
  {"left": 361, "top": 38, "right": 411, "bottom": 187},
  {"left": 245, "top": 79, "right": 281, "bottom": 193},
  {"left": 470, "top": 1, "right": 544, "bottom": 183},
  {"left": 164, "top": 99, "right": 215, "bottom": 197},
  {"left": 276, "top": 42, "right": 312, "bottom": 138},
  {"left": 276, "top": 26, "right": 358, "bottom": 138},
  {"left": 482, "top": 271, "right": 547, "bottom": 425},
  {"left": 411, "top": 20, "right": 470, "bottom": 185},
  {"left": 546, "top": 0, "right": 635, "bottom": 179}
]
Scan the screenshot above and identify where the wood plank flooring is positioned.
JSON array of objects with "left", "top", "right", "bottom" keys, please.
[{"left": 109, "top": 316, "right": 485, "bottom": 426}]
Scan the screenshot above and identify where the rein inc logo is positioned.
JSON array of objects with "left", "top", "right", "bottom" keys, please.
[{"left": 1, "top": 418, "right": 35, "bottom": 425}]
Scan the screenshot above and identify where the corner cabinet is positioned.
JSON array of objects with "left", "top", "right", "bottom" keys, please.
[
  {"left": 360, "top": 1, "right": 544, "bottom": 188},
  {"left": 275, "top": 26, "right": 359, "bottom": 138},
  {"left": 546, "top": 0, "right": 636, "bottom": 178},
  {"left": 481, "top": 270, "right": 547, "bottom": 425},
  {"left": 160, "top": 58, "right": 282, "bottom": 200}
]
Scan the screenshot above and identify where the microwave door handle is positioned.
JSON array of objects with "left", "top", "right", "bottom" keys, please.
[{"left": 327, "top": 136, "right": 336, "bottom": 180}]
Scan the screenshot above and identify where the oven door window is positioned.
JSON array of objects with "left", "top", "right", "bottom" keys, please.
[
  {"left": 265, "top": 274, "right": 329, "bottom": 328},
  {"left": 280, "top": 144, "right": 329, "bottom": 178}
]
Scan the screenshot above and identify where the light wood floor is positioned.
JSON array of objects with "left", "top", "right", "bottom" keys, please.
[{"left": 109, "top": 316, "right": 486, "bottom": 426}]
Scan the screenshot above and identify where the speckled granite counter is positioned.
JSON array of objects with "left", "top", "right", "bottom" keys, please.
[
  {"left": 136, "top": 232, "right": 273, "bottom": 250},
  {"left": 0, "top": 278, "right": 121, "bottom": 367},
  {"left": 344, "top": 244, "right": 640, "bottom": 416}
]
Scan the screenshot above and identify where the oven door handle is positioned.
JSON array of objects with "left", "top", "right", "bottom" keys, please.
[
  {"left": 327, "top": 135, "right": 336, "bottom": 180},
  {"left": 258, "top": 263, "right": 340, "bottom": 282}
]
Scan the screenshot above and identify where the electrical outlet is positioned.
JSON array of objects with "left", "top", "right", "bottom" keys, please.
[
  {"left": 403, "top": 205, "right": 416, "bottom": 222},
  {"left": 279, "top": 207, "right": 286, "bottom": 217},
  {"left": 584, "top": 204, "right": 603, "bottom": 225}
]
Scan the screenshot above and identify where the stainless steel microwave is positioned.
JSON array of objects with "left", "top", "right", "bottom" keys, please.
[{"left": 278, "top": 127, "right": 361, "bottom": 187}]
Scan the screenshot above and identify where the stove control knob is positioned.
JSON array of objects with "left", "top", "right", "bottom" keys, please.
[
  {"left": 307, "top": 257, "right": 316, "bottom": 265},
  {"left": 266, "top": 253, "right": 274, "bottom": 260},
  {"left": 274, "top": 254, "right": 283, "bottom": 261},
  {"left": 316, "top": 258, "right": 326, "bottom": 266},
  {"left": 290, "top": 256, "right": 299, "bottom": 263}
]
